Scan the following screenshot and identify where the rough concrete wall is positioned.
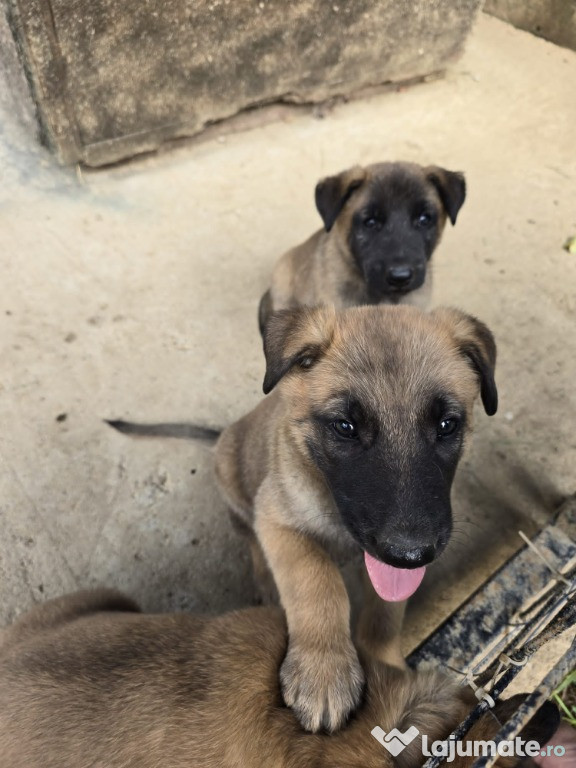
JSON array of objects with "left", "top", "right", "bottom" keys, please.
[
  {"left": 4, "top": 0, "right": 482, "bottom": 166},
  {"left": 484, "top": 0, "right": 576, "bottom": 50},
  {"left": 0, "top": 4, "right": 40, "bottom": 148}
]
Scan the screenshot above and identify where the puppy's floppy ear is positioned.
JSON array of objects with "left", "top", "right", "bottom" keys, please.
[
  {"left": 262, "top": 307, "right": 335, "bottom": 394},
  {"left": 315, "top": 166, "right": 367, "bottom": 232},
  {"left": 432, "top": 307, "right": 498, "bottom": 416},
  {"left": 425, "top": 166, "right": 466, "bottom": 225}
]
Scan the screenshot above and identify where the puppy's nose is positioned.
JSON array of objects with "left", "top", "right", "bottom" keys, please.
[
  {"left": 377, "top": 539, "right": 437, "bottom": 569},
  {"left": 386, "top": 266, "right": 414, "bottom": 287}
]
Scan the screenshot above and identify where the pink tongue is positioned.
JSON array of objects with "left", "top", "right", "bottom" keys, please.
[{"left": 364, "top": 552, "right": 426, "bottom": 602}]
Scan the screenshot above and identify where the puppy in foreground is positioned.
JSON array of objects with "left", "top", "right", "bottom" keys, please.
[
  {"left": 258, "top": 161, "right": 466, "bottom": 333},
  {"left": 110, "top": 304, "right": 498, "bottom": 733},
  {"left": 215, "top": 305, "right": 497, "bottom": 732},
  {"left": 0, "top": 590, "right": 559, "bottom": 768}
]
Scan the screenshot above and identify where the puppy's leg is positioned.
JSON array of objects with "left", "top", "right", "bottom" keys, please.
[
  {"left": 228, "top": 510, "right": 278, "bottom": 604},
  {"left": 249, "top": 536, "right": 279, "bottom": 605},
  {"left": 256, "top": 504, "right": 364, "bottom": 733},
  {"left": 355, "top": 569, "right": 406, "bottom": 669}
]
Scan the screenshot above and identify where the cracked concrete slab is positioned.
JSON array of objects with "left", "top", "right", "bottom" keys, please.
[
  {"left": 5, "top": 0, "right": 482, "bottom": 164},
  {"left": 0, "top": 15, "right": 575, "bottom": 654}
]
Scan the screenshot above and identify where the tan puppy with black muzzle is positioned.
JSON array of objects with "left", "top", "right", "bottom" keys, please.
[
  {"left": 258, "top": 162, "right": 466, "bottom": 334},
  {"left": 215, "top": 304, "right": 498, "bottom": 733},
  {"left": 0, "top": 590, "right": 559, "bottom": 768}
]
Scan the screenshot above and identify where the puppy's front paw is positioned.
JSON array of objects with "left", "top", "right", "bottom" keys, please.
[{"left": 280, "top": 639, "right": 365, "bottom": 733}]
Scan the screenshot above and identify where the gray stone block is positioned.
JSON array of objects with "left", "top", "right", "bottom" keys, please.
[
  {"left": 3, "top": 0, "right": 482, "bottom": 166},
  {"left": 484, "top": 0, "right": 576, "bottom": 51},
  {"left": 0, "top": 4, "right": 40, "bottom": 146}
]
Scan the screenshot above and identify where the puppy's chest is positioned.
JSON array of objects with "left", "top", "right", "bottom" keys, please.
[
  {"left": 285, "top": 481, "right": 360, "bottom": 564},
  {"left": 337, "top": 277, "right": 373, "bottom": 307},
  {"left": 337, "top": 274, "right": 430, "bottom": 310}
]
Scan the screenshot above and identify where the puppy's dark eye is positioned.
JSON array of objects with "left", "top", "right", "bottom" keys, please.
[
  {"left": 363, "top": 217, "right": 377, "bottom": 229},
  {"left": 298, "top": 356, "right": 314, "bottom": 369},
  {"left": 437, "top": 417, "right": 459, "bottom": 438},
  {"left": 415, "top": 211, "right": 434, "bottom": 228},
  {"left": 332, "top": 420, "right": 358, "bottom": 439}
]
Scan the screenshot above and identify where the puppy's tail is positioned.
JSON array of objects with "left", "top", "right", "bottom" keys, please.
[{"left": 105, "top": 419, "right": 221, "bottom": 442}]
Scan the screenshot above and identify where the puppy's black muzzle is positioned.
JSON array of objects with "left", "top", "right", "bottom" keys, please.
[
  {"left": 386, "top": 266, "right": 414, "bottom": 289},
  {"left": 370, "top": 531, "right": 449, "bottom": 569},
  {"left": 364, "top": 259, "right": 426, "bottom": 300},
  {"left": 325, "top": 445, "right": 454, "bottom": 567}
]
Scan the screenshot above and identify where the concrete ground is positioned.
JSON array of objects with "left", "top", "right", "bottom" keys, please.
[{"left": 0, "top": 14, "right": 575, "bottom": 656}]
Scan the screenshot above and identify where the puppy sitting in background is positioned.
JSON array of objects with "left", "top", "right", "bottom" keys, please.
[
  {"left": 0, "top": 590, "right": 559, "bottom": 768},
  {"left": 258, "top": 161, "right": 466, "bottom": 334}
]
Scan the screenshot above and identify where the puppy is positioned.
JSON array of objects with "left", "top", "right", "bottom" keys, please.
[
  {"left": 213, "top": 304, "right": 497, "bottom": 732},
  {"left": 258, "top": 161, "right": 466, "bottom": 333},
  {"left": 0, "top": 590, "right": 558, "bottom": 768}
]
